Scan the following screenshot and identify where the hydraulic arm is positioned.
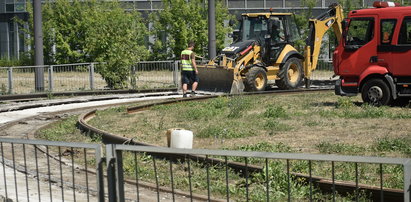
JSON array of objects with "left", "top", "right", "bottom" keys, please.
[{"left": 304, "top": 4, "right": 344, "bottom": 84}]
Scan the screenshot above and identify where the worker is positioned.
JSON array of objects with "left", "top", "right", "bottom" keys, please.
[
  {"left": 180, "top": 41, "right": 199, "bottom": 97},
  {"left": 271, "top": 20, "right": 285, "bottom": 43},
  {"left": 382, "top": 31, "right": 391, "bottom": 44}
]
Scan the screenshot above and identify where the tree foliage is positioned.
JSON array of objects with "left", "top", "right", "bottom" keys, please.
[
  {"left": 20, "top": 0, "right": 148, "bottom": 89},
  {"left": 149, "top": 0, "right": 233, "bottom": 60}
]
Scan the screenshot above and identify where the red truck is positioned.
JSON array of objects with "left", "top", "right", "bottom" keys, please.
[{"left": 334, "top": 1, "right": 411, "bottom": 106}]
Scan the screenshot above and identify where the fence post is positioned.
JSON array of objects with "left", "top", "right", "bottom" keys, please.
[
  {"left": 131, "top": 65, "right": 136, "bottom": 90},
  {"left": 95, "top": 146, "right": 105, "bottom": 202},
  {"left": 114, "top": 148, "right": 125, "bottom": 202},
  {"left": 173, "top": 61, "right": 180, "bottom": 89},
  {"left": 89, "top": 63, "right": 95, "bottom": 90},
  {"left": 404, "top": 160, "right": 411, "bottom": 202},
  {"left": 106, "top": 144, "right": 125, "bottom": 202},
  {"left": 48, "top": 65, "right": 53, "bottom": 92},
  {"left": 106, "top": 144, "right": 117, "bottom": 202},
  {"left": 7, "top": 67, "right": 13, "bottom": 94}
]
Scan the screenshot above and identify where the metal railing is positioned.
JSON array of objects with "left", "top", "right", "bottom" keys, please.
[
  {"left": 0, "top": 61, "right": 179, "bottom": 95},
  {"left": 0, "top": 59, "right": 334, "bottom": 95},
  {"left": 108, "top": 145, "right": 411, "bottom": 202},
  {"left": 0, "top": 138, "right": 104, "bottom": 202},
  {"left": 0, "top": 138, "right": 410, "bottom": 201},
  {"left": 312, "top": 59, "right": 335, "bottom": 80}
]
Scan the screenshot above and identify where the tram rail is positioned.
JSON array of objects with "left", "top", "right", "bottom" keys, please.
[{"left": 0, "top": 87, "right": 409, "bottom": 201}]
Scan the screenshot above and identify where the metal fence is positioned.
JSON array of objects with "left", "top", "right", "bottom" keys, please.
[
  {"left": 312, "top": 59, "right": 335, "bottom": 80},
  {"left": 0, "top": 138, "right": 104, "bottom": 202},
  {"left": 109, "top": 145, "right": 410, "bottom": 202},
  {"left": 0, "top": 61, "right": 179, "bottom": 95},
  {"left": 0, "top": 60, "right": 334, "bottom": 95},
  {"left": 0, "top": 138, "right": 410, "bottom": 201}
]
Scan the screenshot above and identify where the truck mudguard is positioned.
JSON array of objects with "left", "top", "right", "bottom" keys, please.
[
  {"left": 359, "top": 65, "right": 389, "bottom": 83},
  {"left": 359, "top": 65, "right": 396, "bottom": 99}
]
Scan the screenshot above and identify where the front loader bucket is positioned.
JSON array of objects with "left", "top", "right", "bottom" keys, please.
[{"left": 197, "top": 67, "right": 243, "bottom": 93}]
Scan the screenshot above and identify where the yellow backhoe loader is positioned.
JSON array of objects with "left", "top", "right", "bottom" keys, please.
[{"left": 197, "top": 4, "right": 344, "bottom": 93}]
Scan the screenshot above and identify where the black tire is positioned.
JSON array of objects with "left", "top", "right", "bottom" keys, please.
[
  {"left": 276, "top": 57, "right": 303, "bottom": 90},
  {"left": 245, "top": 66, "right": 267, "bottom": 91},
  {"left": 361, "top": 79, "right": 391, "bottom": 106}
]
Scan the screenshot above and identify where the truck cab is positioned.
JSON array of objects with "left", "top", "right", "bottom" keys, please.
[{"left": 334, "top": 1, "right": 411, "bottom": 106}]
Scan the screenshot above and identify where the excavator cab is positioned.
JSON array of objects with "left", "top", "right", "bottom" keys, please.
[{"left": 234, "top": 14, "right": 300, "bottom": 65}]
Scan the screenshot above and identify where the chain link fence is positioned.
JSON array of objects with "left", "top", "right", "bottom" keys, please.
[
  {"left": 0, "top": 61, "right": 179, "bottom": 95},
  {"left": 0, "top": 60, "right": 334, "bottom": 95}
]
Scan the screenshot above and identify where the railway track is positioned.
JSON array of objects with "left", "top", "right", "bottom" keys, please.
[
  {"left": 0, "top": 87, "right": 405, "bottom": 201},
  {"left": 77, "top": 88, "right": 404, "bottom": 201},
  {"left": 0, "top": 88, "right": 204, "bottom": 201}
]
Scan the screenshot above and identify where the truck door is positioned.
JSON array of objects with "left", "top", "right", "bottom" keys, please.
[
  {"left": 377, "top": 19, "right": 397, "bottom": 72},
  {"left": 392, "top": 16, "right": 411, "bottom": 76},
  {"left": 339, "top": 17, "right": 377, "bottom": 77}
]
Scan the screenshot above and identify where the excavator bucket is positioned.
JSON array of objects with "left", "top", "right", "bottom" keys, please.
[{"left": 197, "top": 66, "right": 244, "bottom": 94}]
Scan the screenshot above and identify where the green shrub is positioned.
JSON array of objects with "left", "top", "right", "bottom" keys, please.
[{"left": 263, "top": 104, "right": 289, "bottom": 119}]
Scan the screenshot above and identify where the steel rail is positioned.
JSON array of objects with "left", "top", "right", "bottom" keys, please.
[{"left": 76, "top": 88, "right": 405, "bottom": 201}]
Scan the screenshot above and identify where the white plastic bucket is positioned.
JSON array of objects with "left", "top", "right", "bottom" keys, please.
[{"left": 170, "top": 129, "right": 193, "bottom": 149}]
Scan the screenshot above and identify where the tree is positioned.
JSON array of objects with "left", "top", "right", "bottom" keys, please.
[
  {"left": 292, "top": 0, "right": 316, "bottom": 52},
  {"left": 19, "top": 0, "right": 148, "bottom": 89},
  {"left": 83, "top": 1, "right": 149, "bottom": 89},
  {"left": 149, "top": 0, "right": 233, "bottom": 60}
]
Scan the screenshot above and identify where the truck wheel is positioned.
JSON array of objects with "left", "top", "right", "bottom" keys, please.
[
  {"left": 277, "top": 57, "right": 303, "bottom": 89},
  {"left": 361, "top": 79, "right": 391, "bottom": 106},
  {"left": 245, "top": 66, "right": 267, "bottom": 91}
]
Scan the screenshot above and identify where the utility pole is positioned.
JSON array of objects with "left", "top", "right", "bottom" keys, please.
[
  {"left": 34, "top": 0, "right": 44, "bottom": 91},
  {"left": 208, "top": 0, "right": 216, "bottom": 59}
]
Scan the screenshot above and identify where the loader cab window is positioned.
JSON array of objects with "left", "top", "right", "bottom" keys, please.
[
  {"left": 241, "top": 16, "right": 268, "bottom": 44},
  {"left": 285, "top": 15, "right": 300, "bottom": 43},
  {"left": 345, "top": 18, "right": 374, "bottom": 50},
  {"left": 269, "top": 17, "right": 285, "bottom": 44},
  {"left": 398, "top": 17, "right": 411, "bottom": 44},
  {"left": 381, "top": 19, "right": 396, "bottom": 44}
]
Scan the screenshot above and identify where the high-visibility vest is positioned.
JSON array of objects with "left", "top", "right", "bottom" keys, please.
[{"left": 181, "top": 49, "right": 194, "bottom": 71}]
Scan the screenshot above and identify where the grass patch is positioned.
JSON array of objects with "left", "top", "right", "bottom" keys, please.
[
  {"left": 316, "top": 142, "right": 365, "bottom": 155},
  {"left": 37, "top": 116, "right": 89, "bottom": 142},
  {"left": 374, "top": 137, "right": 411, "bottom": 155},
  {"left": 198, "top": 125, "right": 254, "bottom": 139},
  {"left": 263, "top": 104, "right": 289, "bottom": 119},
  {"left": 38, "top": 91, "right": 411, "bottom": 199}
]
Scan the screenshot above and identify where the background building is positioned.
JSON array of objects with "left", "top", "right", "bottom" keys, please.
[
  {"left": 0, "top": 0, "right": 28, "bottom": 59},
  {"left": 0, "top": 0, "right": 401, "bottom": 60}
]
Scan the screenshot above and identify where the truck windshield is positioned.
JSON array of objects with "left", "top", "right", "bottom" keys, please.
[
  {"left": 241, "top": 16, "right": 268, "bottom": 43},
  {"left": 344, "top": 18, "right": 374, "bottom": 48}
]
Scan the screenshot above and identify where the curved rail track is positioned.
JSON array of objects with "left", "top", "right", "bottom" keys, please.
[
  {"left": 77, "top": 88, "right": 404, "bottom": 201},
  {"left": 0, "top": 87, "right": 405, "bottom": 201}
]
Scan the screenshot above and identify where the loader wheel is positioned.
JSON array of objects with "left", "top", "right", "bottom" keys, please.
[
  {"left": 245, "top": 66, "right": 267, "bottom": 91},
  {"left": 277, "top": 57, "right": 303, "bottom": 90},
  {"left": 361, "top": 79, "right": 391, "bottom": 106}
]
